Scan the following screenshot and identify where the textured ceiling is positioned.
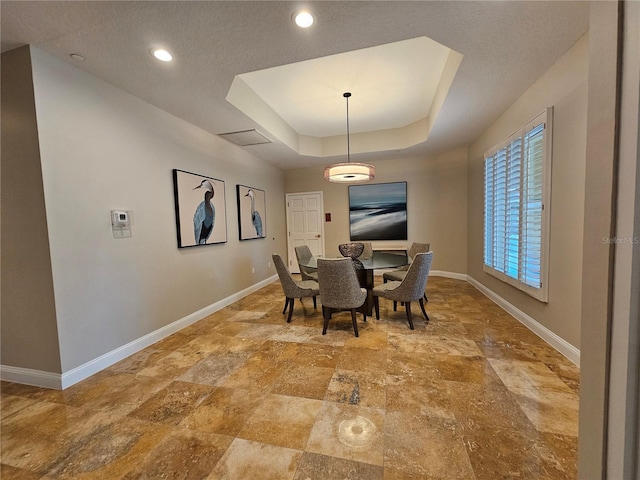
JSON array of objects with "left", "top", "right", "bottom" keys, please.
[{"left": 1, "top": 1, "right": 590, "bottom": 170}]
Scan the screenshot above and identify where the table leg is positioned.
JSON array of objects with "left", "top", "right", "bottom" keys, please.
[{"left": 356, "top": 269, "right": 374, "bottom": 316}]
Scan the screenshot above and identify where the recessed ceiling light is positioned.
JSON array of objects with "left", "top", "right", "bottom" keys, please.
[
  {"left": 69, "top": 53, "right": 85, "bottom": 61},
  {"left": 293, "top": 10, "right": 315, "bottom": 28},
  {"left": 151, "top": 48, "right": 173, "bottom": 62}
]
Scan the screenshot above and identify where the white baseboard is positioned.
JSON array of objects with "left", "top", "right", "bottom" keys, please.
[
  {"left": 0, "top": 365, "right": 63, "bottom": 390},
  {"left": 429, "top": 270, "right": 468, "bottom": 280},
  {"left": 1, "top": 275, "right": 278, "bottom": 390},
  {"left": 466, "top": 275, "right": 580, "bottom": 366},
  {"left": 374, "top": 269, "right": 467, "bottom": 280}
]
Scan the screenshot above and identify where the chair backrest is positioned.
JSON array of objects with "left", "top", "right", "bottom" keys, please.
[
  {"left": 338, "top": 242, "right": 365, "bottom": 259},
  {"left": 294, "top": 245, "right": 317, "bottom": 281},
  {"left": 294, "top": 245, "right": 313, "bottom": 265},
  {"left": 408, "top": 242, "right": 430, "bottom": 260},
  {"left": 317, "top": 258, "right": 364, "bottom": 309},
  {"left": 272, "top": 254, "right": 302, "bottom": 296},
  {"left": 360, "top": 242, "right": 373, "bottom": 260},
  {"left": 392, "top": 242, "right": 430, "bottom": 272},
  {"left": 396, "top": 252, "right": 433, "bottom": 301}
]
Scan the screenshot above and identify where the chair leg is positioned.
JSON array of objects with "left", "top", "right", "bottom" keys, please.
[
  {"left": 424, "top": 293, "right": 428, "bottom": 303},
  {"left": 419, "top": 298, "right": 430, "bottom": 322},
  {"left": 322, "top": 306, "right": 331, "bottom": 334},
  {"left": 350, "top": 309, "right": 359, "bottom": 337},
  {"left": 313, "top": 296, "right": 317, "bottom": 309},
  {"left": 393, "top": 300, "right": 397, "bottom": 312},
  {"left": 287, "top": 298, "right": 294, "bottom": 323},
  {"left": 374, "top": 296, "right": 380, "bottom": 320},
  {"left": 282, "top": 298, "right": 289, "bottom": 315},
  {"left": 404, "top": 301, "right": 415, "bottom": 330}
]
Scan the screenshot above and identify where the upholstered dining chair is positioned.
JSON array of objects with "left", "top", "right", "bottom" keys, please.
[
  {"left": 383, "top": 242, "right": 430, "bottom": 301},
  {"left": 373, "top": 251, "right": 433, "bottom": 330},
  {"left": 294, "top": 245, "right": 318, "bottom": 282},
  {"left": 360, "top": 242, "right": 374, "bottom": 260},
  {"left": 317, "top": 257, "right": 367, "bottom": 337},
  {"left": 272, "top": 254, "right": 320, "bottom": 323}
]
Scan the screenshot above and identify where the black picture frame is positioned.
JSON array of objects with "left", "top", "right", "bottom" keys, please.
[
  {"left": 173, "top": 169, "right": 227, "bottom": 248},
  {"left": 348, "top": 181, "right": 408, "bottom": 241}
]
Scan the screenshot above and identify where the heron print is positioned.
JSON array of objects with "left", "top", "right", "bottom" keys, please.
[
  {"left": 193, "top": 180, "right": 216, "bottom": 244},
  {"left": 173, "top": 169, "right": 227, "bottom": 247},
  {"left": 245, "top": 189, "right": 263, "bottom": 236},
  {"left": 237, "top": 185, "right": 266, "bottom": 240}
]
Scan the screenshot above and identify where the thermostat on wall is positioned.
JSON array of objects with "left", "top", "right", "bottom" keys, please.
[
  {"left": 112, "top": 210, "right": 129, "bottom": 225},
  {"left": 111, "top": 210, "right": 132, "bottom": 238}
]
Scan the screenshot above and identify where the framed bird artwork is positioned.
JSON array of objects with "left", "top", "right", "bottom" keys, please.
[
  {"left": 237, "top": 184, "right": 266, "bottom": 241},
  {"left": 173, "top": 169, "right": 227, "bottom": 248}
]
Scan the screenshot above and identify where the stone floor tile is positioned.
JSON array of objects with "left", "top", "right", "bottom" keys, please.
[
  {"left": 122, "top": 428, "right": 233, "bottom": 479},
  {"left": 269, "top": 364, "right": 335, "bottom": 400},
  {"left": 127, "top": 380, "right": 213, "bottom": 426},
  {"left": 237, "top": 394, "right": 322, "bottom": 449},
  {"left": 384, "top": 410, "right": 475, "bottom": 480},
  {"left": 293, "top": 452, "right": 383, "bottom": 480},
  {"left": 177, "top": 354, "right": 247, "bottom": 387},
  {"left": 206, "top": 438, "right": 302, "bottom": 480},
  {"left": 337, "top": 347, "right": 387, "bottom": 374},
  {"left": 325, "top": 369, "right": 386, "bottom": 409},
  {"left": 179, "top": 386, "right": 265, "bottom": 436},
  {"left": 306, "top": 402, "right": 385, "bottom": 466},
  {"left": 0, "top": 464, "right": 43, "bottom": 480}
]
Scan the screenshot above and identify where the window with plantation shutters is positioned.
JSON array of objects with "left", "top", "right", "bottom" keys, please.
[{"left": 483, "top": 108, "right": 552, "bottom": 302}]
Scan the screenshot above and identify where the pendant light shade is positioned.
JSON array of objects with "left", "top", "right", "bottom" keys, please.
[
  {"left": 324, "top": 93, "right": 375, "bottom": 183},
  {"left": 323, "top": 162, "right": 376, "bottom": 182}
]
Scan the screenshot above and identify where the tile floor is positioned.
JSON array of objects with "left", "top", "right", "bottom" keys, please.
[{"left": 1, "top": 276, "right": 579, "bottom": 479}]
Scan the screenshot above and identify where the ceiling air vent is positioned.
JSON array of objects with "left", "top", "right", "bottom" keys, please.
[{"left": 218, "top": 129, "right": 272, "bottom": 147}]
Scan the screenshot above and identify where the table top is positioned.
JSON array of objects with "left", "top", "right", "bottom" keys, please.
[{"left": 300, "top": 251, "right": 410, "bottom": 270}]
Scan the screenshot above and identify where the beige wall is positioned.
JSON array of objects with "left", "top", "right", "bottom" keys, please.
[
  {"left": 1, "top": 47, "right": 62, "bottom": 373},
  {"left": 8, "top": 47, "right": 287, "bottom": 374},
  {"left": 285, "top": 147, "right": 468, "bottom": 274},
  {"left": 467, "top": 34, "right": 588, "bottom": 349}
]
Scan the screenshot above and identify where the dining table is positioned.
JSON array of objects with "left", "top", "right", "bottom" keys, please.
[{"left": 300, "top": 250, "right": 410, "bottom": 316}]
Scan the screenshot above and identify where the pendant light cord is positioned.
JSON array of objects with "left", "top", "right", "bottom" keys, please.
[{"left": 344, "top": 92, "right": 351, "bottom": 164}]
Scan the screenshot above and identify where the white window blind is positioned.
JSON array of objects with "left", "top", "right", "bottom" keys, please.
[{"left": 483, "top": 108, "right": 552, "bottom": 302}]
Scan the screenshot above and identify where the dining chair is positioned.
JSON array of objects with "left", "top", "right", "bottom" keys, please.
[
  {"left": 383, "top": 242, "right": 430, "bottom": 301},
  {"left": 317, "top": 257, "right": 367, "bottom": 337},
  {"left": 373, "top": 252, "right": 433, "bottom": 330},
  {"left": 272, "top": 254, "right": 320, "bottom": 323},
  {"left": 294, "top": 245, "right": 318, "bottom": 282},
  {"left": 360, "top": 242, "right": 373, "bottom": 260}
]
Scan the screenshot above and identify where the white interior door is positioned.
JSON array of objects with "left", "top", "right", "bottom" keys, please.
[{"left": 286, "top": 192, "right": 325, "bottom": 272}]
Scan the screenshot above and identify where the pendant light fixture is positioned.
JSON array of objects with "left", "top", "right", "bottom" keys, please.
[{"left": 324, "top": 92, "right": 375, "bottom": 183}]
